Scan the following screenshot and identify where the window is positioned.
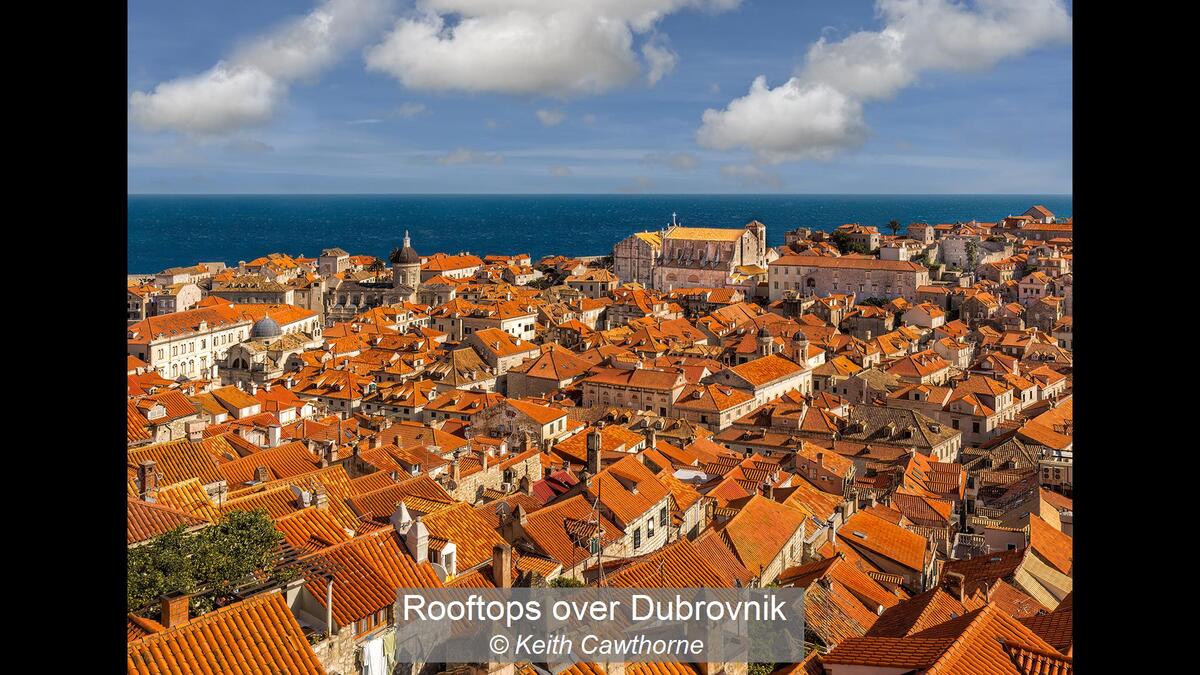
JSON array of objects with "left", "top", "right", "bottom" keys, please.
[
  {"left": 659, "top": 507, "right": 667, "bottom": 527},
  {"left": 633, "top": 527, "right": 642, "bottom": 550},
  {"left": 647, "top": 518, "right": 654, "bottom": 538},
  {"left": 972, "top": 422, "right": 980, "bottom": 434}
]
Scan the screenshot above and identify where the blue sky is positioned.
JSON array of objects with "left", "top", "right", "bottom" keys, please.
[{"left": 127, "top": 0, "right": 1072, "bottom": 194}]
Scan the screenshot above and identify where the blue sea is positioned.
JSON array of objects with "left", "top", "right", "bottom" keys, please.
[{"left": 127, "top": 194, "right": 1072, "bottom": 274}]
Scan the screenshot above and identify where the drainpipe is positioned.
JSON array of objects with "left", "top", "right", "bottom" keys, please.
[{"left": 326, "top": 578, "right": 336, "bottom": 636}]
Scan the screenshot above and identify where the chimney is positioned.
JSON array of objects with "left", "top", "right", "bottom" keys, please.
[
  {"left": 263, "top": 381, "right": 271, "bottom": 392},
  {"left": 943, "top": 571, "right": 966, "bottom": 604},
  {"left": 254, "top": 466, "right": 269, "bottom": 483},
  {"left": 249, "top": 381, "right": 258, "bottom": 396},
  {"left": 646, "top": 427, "right": 657, "bottom": 450},
  {"left": 160, "top": 594, "right": 190, "bottom": 629},
  {"left": 390, "top": 501, "right": 413, "bottom": 535},
  {"left": 763, "top": 482, "right": 774, "bottom": 500},
  {"left": 314, "top": 484, "right": 329, "bottom": 511},
  {"left": 369, "top": 434, "right": 382, "bottom": 450},
  {"left": 520, "top": 475, "right": 534, "bottom": 496},
  {"left": 406, "top": 515, "right": 430, "bottom": 564},
  {"left": 138, "top": 460, "right": 159, "bottom": 502},
  {"left": 482, "top": 451, "right": 490, "bottom": 472},
  {"left": 267, "top": 424, "right": 281, "bottom": 448},
  {"left": 492, "top": 544, "right": 513, "bottom": 589},
  {"left": 452, "top": 457, "right": 461, "bottom": 482},
  {"left": 185, "top": 420, "right": 206, "bottom": 442},
  {"left": 587, "top": 428, "right": 602, "bottom": 475}
]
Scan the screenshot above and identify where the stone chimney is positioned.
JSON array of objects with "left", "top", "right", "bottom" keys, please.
[
  {"left": 138, "top": 460, "right": 158, "bottom": 503},
  {"left": 646, "top": 427, "right": 657, "bottom": 450},
  {"left": 587, "top": 428, "right": 602, "bottom": 475},
  {"left": 492, "top": 543, "right": 513, "bottom": 589},
  {"left": 249, "top": 382, "right": 258, "bottom": 396},
  {"left": 943, "top": 571, "right": 966, "bottom": 604},
  {"left": 452, "top": 457, "right": 461, "bottom": 482},
  {"left": 406, "top": 515, "right": 430, "bottom": 564},
  {"left": 185, "top": 420, "right": 206, "bottom": 442},
  {"left": 267, "top": 424, "right": 281, "bottom": 448},
  {"left": 254, "top": 466, "right": 269, "bottom": 483},
  {"left": 160, "top": 594, "right": 190, "bottom": 629},
  {"left": 816, "top": 452, "right": 825, "bottom": 470},
  {"left": 314, "top": 484, "right": 329, "bottom": 511},
  {"left": 369, "top": 434, "right": 382, "bottom": 450}
]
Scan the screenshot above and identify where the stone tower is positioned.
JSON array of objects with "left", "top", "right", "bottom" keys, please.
[{"left": 393, "top": 230, "right": 421, "bottom": 291}]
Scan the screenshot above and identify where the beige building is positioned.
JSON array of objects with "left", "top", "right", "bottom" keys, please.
[
  {"left": 650, "top": 221, "right": 771, "bottom": 291},
  {"left": 769, "top": 255, "right": 930, "bottom": 302},
  {"left": 612, "top": 231, "right": 662, "bottom": 287}
]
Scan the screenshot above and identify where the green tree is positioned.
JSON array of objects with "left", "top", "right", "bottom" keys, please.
[
  {"left": 965, "top": 240, "right": 980, "bottom": 270},
  {"left": 127, "top": 509, "right": 285, "bottom": 616},
  {"left": 549, "top": 576, "right": 585, "bottom": 588},
  {"left": 887, "top": 219, "right": 901, "bottom": 237}
]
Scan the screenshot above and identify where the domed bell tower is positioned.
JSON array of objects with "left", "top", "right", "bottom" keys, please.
[{"left": 393, "top": 231, "right": 421, "bottom": 292}]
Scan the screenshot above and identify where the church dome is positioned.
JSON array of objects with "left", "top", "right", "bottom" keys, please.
[
  {"left": 251, "top": 315, "right": 282, "bottom": 339},
  {"left": 393, "top": 231, "right": 421, "bottom": 265}
]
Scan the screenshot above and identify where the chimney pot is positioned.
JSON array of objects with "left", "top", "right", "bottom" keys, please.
[
  {"left": 160, "top": 595, "right": 190, "bottom": 629},
  {"left": 138, "top": 460, "right": 159, "bottom": 502},
  {"left": 492, "top": 544, "right": 513, "bottom": 589}
]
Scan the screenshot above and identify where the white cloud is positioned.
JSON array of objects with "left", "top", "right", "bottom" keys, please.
[
  {"left": 721, "top": 162, "right": 782, "bottom": 189},
  {"left": 549, "top": 165, "right": 573, "bottom": 177},
  {"left": 365, "top": 1, "right": 740, "bottom": 96},
  {"left": 644, "top": 151, "right": 700, "bottom": 171},
  {"left": 130, "top": 0, "right": 397, "bottom": 134},
  {"left": 698, "top": 0, "right": 1072, "bottom": 162},
  {"left": 536, "top": 108, "right": 567, "bottom": 127},
  {"left": 642, "top": 34, "right": 678, "bottom": 86},
  {"left": 348, "top": 118, "right": 383, "bottom": 125},
  {"left": 435, "top": 148, "right": 506, "bottom": 165},
  {"left": 581, "top": 114, "right": 598, "bottom": 125},
  {"left": 394, "top": 102, "right": 428, "bottom": 118}
]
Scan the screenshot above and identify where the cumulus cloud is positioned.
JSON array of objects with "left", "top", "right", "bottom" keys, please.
[
  {"left": 365, "top": 1, "right": 740, "bottom": 96},
  {"left": 549, "top": 165, "right": 573, "bottom": 177},
  {"left": 721, "top": 163, "right": 782, "bottom": 189},
  {"left": 698, "top": 0, "right": 1072, "bottom": 163},
  {"left": 536, "top": 108, "right": 567, "bottom": 127},
  {"left": 644, "top": 151, "right": 700, "bottom": 171},
  {"left": 642, "top": 34, "right": 678, "bottom": 86},
  {"left": 435, "top": 148, "right": 506, "bottom": 165},
  {"left": 130, "top": 0, "right": 396, "bottom": 134}
]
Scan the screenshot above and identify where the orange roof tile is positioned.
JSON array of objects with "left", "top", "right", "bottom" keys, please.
[{"left": 126, "top": 591, "right": 325, "bottom": 675}]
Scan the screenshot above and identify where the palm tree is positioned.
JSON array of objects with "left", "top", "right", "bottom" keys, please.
[
  {"left": 388, "top": 247, "right": 403, "bottom": 265},
  {"left": 368, "top": 259, "right": 385, "bottom": 282},
  {"left": 887, "top": 219, "right": 901, "bottom": 237}
]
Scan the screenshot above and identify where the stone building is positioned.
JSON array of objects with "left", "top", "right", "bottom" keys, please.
[
  {"left": 324, "top": 233, "right": 420, "bottom": 323},
  {"left": 768, "top": 255, "right": 930, "bottom": 302},
  {"left": 652, "top": 221, "right": 771, "bottom": 291},
  {"left": 612, "top": 230, "right": 662, "bottom": 287}
]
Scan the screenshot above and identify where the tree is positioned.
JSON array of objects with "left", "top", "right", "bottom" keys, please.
[
  {"left": 549, "top": 576, "right": 585, "bottom": 588},
  {"left": 368, "top": 258, "right": 386, "bottom": 281},
  {"left": 965, "top": 240, "right": 981, "bottom": 270},
  {"left": 887, "top": 219, "right": 901, "bottom": 237},
  {"left": 388, "top": 247, "right": 404, "bottom": 265},
  {"left": 127, "top": 509, "right": 285, "bottom": 616}
]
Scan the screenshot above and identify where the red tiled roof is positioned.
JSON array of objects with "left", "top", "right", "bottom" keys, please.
[
  {"left": 127, "top": 498, "right": 208, "bottom": 545},
  {"left": 126, "top": 591, "right": 325, "bottom": 675}
]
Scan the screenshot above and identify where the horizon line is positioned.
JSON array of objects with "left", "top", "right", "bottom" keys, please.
[{"left": 128, "top": 192, "right": 1073, "bottom": 197}]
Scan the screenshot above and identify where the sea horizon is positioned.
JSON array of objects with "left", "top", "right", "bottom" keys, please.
[{"left": 128, "top": 193, "right": 1072, "bottom": 274}]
